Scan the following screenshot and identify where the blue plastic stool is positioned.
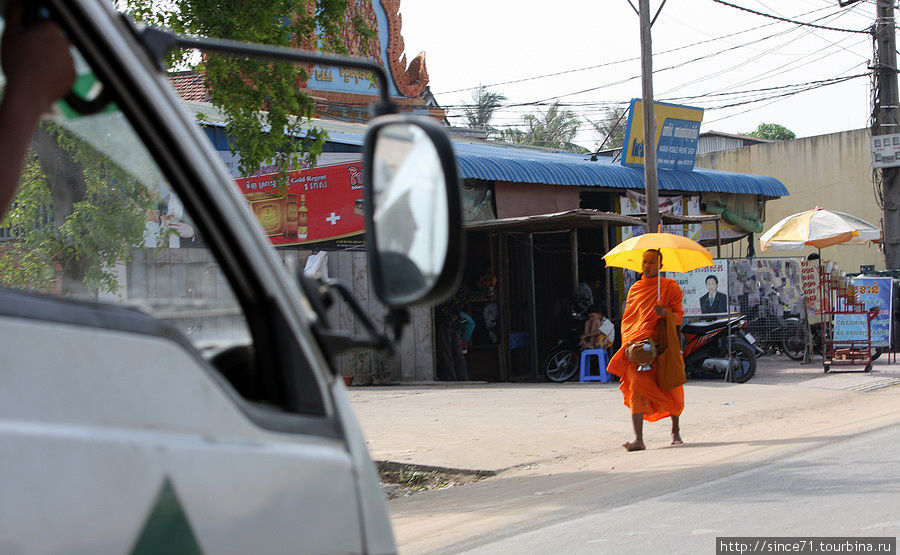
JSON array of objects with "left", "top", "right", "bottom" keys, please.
[{"left": 579, "top": 349, "right": 611, "bottom": 382}]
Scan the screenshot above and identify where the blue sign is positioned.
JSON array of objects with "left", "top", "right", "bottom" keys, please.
[
  {"left": 833, "top": 277, "right": 893, "bottom": 347},
  {"left": 658, "top": 119, "right": 701, "bottom": 171}
]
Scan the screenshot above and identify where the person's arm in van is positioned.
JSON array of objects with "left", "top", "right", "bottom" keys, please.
[{"left": 0, "top": 0, "right": 75, "bottom": 218}]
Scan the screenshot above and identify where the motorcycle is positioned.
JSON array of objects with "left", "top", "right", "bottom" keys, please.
[
  {"left": 682, "top": 315, "right": 757, "bottom": 383},
  {"left": 744, "top": 312, "right": 806, "bottom": 360},
  {"left": 545, "top": 310, "right": 757, "bottom": 384},
  {"left": 543, "top": 305, "right": 588, "bottom": 382}
]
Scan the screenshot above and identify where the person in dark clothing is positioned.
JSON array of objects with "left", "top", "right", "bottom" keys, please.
[
  {"left": 699, "top": 275, "right": 728, "bottom": 314},
  {"left": 435, "top": 286, "right": 469, "bottom": 381}
]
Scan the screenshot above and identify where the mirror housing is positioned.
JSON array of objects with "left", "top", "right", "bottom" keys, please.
[{"left": 363, "top": 115, "right": 464, "bottom": 308}]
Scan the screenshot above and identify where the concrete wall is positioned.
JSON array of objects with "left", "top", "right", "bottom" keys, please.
[
  {"left": 124, "top": 247, "right": 433, "bottom": 382},
  {"left": 695, "top": 129, "right": 885, "bottom": 273}
]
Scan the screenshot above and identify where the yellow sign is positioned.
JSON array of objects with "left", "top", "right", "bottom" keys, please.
[{"left": 622, "top": 99, "right": 703, "bottom": 171}]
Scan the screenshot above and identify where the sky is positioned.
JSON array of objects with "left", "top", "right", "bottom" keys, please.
[{"left": 398, "top": 0, "right": 877, "bottom": 149}]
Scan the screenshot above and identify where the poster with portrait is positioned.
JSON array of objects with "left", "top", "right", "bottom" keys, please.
[{"left": 673, "top": 259, "right": 729, "bottom": 317}]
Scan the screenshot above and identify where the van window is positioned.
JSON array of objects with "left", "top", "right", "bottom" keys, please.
[{"left": 0, "top": 40, "right": 306, "bottom": 415}]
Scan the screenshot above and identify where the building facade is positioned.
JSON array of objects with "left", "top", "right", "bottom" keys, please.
[{"left": 695, "top": 128, "right": 883, "bottom": 273}]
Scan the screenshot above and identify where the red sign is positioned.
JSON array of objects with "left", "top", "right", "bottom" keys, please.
[{"left": 235, "top": 161, "right": 365, "bottom": 247}]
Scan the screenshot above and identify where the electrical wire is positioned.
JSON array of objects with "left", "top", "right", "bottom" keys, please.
[
  {"left": 712, "top": 0, "right": 872, "bottom": 33},
  {"left": 431, "top": 5, "right": 837, "bottom": 96}
]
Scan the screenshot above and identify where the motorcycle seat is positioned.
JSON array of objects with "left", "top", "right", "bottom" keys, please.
[{"left": 682, "top": 317, "right": 741, "bottom": 336}]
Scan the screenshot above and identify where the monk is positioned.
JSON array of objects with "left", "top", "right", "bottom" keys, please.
[{"left": 607, "top": 249, "right": 685, "bottom": 451}]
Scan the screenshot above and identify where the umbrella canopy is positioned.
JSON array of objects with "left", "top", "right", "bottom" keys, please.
[
  {"left": 602, "top": 232, "right": 714, "bottom": 273},
  {"left": 759, "top": 208, "right": 882, "bottom": 251}
]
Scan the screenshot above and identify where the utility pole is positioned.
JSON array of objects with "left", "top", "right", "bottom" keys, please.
[
  {"left": 875, "top": 1, "right": 900, "bottom": 268},
  {"left": 639, "top": 0, "right": 659, "bottom": 233}
]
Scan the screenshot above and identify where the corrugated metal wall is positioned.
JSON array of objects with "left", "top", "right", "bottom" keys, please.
[{"left": 697, "top": 135, "right": 745, "bottom": 155}]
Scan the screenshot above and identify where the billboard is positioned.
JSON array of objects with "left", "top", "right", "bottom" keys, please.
[
  {"left": 621, "top": 99, "right": 703, "bottom": 171},
  {"left": 235, "top": 161, "right": 365, "bottom": 248}
]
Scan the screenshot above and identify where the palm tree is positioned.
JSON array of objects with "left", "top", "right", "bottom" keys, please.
[
  {"left": 588, "top": 106, "right": 628, "bottom": 151},
  {"left": 498, "top": 101, "right": 584, "bottom": 152},
  {"left": 462, "top": 85, "right": 507, "bottom": 133}
]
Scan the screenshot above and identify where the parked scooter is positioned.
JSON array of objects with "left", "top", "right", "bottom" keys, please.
[
  {"left": 544, "top": 304, "right": 588, "bottom": 382},
  {"left": 682, "top": 316, "right": 757, "bottom": 383}
]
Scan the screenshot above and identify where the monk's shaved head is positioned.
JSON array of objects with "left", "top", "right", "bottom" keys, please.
[{"left": 641, "top": 249, "right": 662, "bottom": 278}]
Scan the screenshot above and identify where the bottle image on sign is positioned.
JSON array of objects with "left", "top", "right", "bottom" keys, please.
[
  {"left": 298, "top": 194, "right": 308, "bottom": 239},
  {"left": 284, "top": 193, "right": 299, "bottom": 238},
  {"left": 248, "top": 192, "right": 285, "bottom": 237}
]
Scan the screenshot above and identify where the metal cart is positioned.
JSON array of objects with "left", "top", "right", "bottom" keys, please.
[{"left": 819, "top": 268, "right": 878, "bottom": 373}]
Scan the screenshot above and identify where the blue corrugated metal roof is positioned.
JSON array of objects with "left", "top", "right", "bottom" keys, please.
[
  {"left": 197, "top": 119, "right": 787, "bottom": 197},
  {"left": 451, "top": 142, "right": 789, "bottom": 197}
]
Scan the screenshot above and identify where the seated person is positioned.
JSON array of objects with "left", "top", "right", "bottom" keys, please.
[{"left": 579, "top": 303, "right": 615, "bottom": 351}]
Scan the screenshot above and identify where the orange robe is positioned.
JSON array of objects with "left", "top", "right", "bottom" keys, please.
[{"left": 607, "top": 276, "right": 685, "bottom": 422}]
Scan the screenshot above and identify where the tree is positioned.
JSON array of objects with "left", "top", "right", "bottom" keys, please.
[
  {"left": 498, "top": 101, "right": 586, "bottom": 152},
  {"left": 462, "top": 85, "right": 506, "bottom": 134},
  {"left": 743, "top": 123, "right": 796, "bottom": 141},
  {"left": 0, "top": 1, "right": 368, "bottom": 295},
  {"left": 587, "top": 106, "right": 628, "bottom": 151},
  {"left": 0, "top": 124, "right": 155, "bottom": 295},
  {"left": 124, "top": 0, "right": 377, "bottom": 179}
]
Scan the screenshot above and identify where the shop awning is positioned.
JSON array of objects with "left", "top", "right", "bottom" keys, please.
[{"left": 452, "top": 142, "right": 789, "bottom": 197}]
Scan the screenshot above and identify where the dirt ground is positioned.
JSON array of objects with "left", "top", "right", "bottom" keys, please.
[{"left": 349, "top": 355, "right": 900, "bottom": 553}]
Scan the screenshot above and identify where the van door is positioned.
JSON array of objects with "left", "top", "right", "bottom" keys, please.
[{"left": 0, "top": 8, "right": 371, "bottom": 552}]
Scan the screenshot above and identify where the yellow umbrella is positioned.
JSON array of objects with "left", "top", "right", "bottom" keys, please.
[
  {"left": 759, "top": 207, "right": 881, "bottom": 251},
  {"left": 602, "top": 232, "right": 714, "bottom": 273}
]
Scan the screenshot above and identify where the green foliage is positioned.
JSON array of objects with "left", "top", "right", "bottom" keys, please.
[
  {"left": 743, "top": 123, "right": 796, "bottom": 141},
  {"left": 123, "top": 0, "right": 371, "bottom": 181},
  {"left": 463, "top": 85, "right": 507, "bottom": 133},
  {"left": 498, "top": 101, "right": 585, "bottom": 152},
  {"left": 0, "top": 125, "right": 155, "bottom": 294}
]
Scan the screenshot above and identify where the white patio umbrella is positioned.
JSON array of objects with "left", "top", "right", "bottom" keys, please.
[{"left": 759, "top": 207, "right": 882, "bottom": 251}]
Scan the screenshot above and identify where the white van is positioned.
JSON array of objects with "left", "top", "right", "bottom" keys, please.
[{"left": 0, "top": 1, "right": 462, "bottom": 553}]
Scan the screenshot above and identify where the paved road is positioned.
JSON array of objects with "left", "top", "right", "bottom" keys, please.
[{"left": 457, "top": 422, "right": 900, "bottom": 554}]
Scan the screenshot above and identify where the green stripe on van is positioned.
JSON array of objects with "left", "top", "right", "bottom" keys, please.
[{"left": 130, "top": 477, "right": 202, "bottom": 555}]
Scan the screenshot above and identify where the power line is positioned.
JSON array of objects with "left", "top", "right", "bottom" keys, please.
[
  {"left": 431, "top": 5, "right": 836, "bottom": 96},
  {"left": 659, "top": 28, "right": 868, "bottom": 97},
  {"left": 712, "top": 0, "right": 872, "bottom": 33}
]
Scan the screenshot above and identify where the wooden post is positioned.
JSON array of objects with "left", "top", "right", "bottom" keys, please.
[
  {"left": 603, "top": 221, "right": 612, "bottom": 317},
  {"left": 715, "top": 218, "right": 722, "bottom": 258},
  {"left": 498, "top": 232, "right": 511, "bottom": 382},
  {"left": 526, "top": 233, "right": 539, "bottom": 378},
  {"left": 639, "top": 0, "right": 659, "bottom": 234},
  {"left": 570, "top": 229, "right": 579, "bottom": 298}
]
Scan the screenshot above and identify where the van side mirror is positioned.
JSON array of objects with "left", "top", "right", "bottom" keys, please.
[{"left": 363, "top": 115, "right": 464, "bottom": 308}]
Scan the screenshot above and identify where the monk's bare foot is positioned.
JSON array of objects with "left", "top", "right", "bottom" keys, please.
[
  {"left": 623, "top": 440, "right": 645, "bottom": 451},
  {"left": 671, "top": 433, "right": 683, "bottom": 446}
]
